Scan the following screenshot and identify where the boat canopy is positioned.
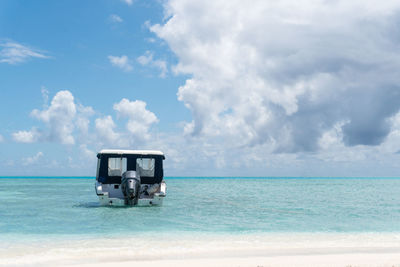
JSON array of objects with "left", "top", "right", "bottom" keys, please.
[
  {"left": 98, "top": 149, "right": 165, "bottom": 158},
  {"left": 96, "top": 149, "right": 165, "bottom": 184}
]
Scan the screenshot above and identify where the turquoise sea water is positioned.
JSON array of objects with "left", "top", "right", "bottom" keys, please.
[{"left": 1, "top": 177, "right": 400, "bottom": 242}]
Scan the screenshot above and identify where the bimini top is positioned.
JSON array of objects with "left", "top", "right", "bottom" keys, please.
[{"left": 98, "top": 149, "right": 164, "bottom": 156}]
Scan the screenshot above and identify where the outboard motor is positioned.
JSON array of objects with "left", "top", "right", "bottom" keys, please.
[{"left": 121, "top": 171, "right": 141, "bottom": 205}]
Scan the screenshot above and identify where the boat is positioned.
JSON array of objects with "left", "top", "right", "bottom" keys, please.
[{"left": 94, "top": 149, "right": 166, "bottom": 206}]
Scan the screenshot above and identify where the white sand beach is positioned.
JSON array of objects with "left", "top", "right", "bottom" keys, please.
[
  {"left": 77, "top": 253, "right": 400, "bottom": 267},
  {"left": 2, "top": 233, "right": 400, "bottom": 267}
]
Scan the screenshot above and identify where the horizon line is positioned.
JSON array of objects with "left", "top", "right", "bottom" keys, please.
[{"left": 0, "top": 176, "right": 400, "bottom": 179}]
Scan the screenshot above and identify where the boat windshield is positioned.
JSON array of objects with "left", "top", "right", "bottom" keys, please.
[
  {"left": 108, "top": 157, "right": 127, "bottom": 176},
  {"left": 136, "top": 158, "right": 155, "bottom": 177}
]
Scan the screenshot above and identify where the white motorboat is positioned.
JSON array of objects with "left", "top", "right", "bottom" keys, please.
[{"left": 95, "top": 149, "right": 166, "bottom": 206}]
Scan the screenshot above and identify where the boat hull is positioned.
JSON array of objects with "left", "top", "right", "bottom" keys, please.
[{"left": 98, "top": 194, "right": 165, "bottom": 206}]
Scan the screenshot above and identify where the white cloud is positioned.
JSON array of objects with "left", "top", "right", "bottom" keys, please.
[
  {"left": 0, "top": 134, "right": 4, "bottom": 143},
  {"left": 114, "top": 98, "right": 159, "bottom": 141},
  {"left": 122, "top": 0, "right": 133, "bottom": 5},
  {"left": 109, "top": 14, "right": 123, "bottom": 23},
  {"left": 31, "top": 90, "right": 77, "bottom": 145},
  {"left": 11, "top": 90, "right": 159, "bottom": 151},
  {"left": 13, "top": 90, "right": 94, "bottom": 146},
  {"left": 137, "top": 51, "right": 168, "bottom": 77},
  {"left": 22, "top": 152, "right": 43, "bottom": 166},
  {"left": 0, "top": 41, "right": 49, "bottom": 64},
  {"left": 12, "top": 128, "right": 41, "bottom": 143},
  {"left": 76, "top": 104, "right": 95, "bottom": 136},
  {"left": 95, "top": 115, "right": 128, "bottom": 147},
  {"left": 8, "top": 90, "right": 163, "bottom": 172},
  {"left": 379, "top": 111, "right": 400, "bottom": 154},
  {"left": 108, "top": 55, "right": 133, "bottom": 72},
  {"left": 151, "top": 0, "right": 400, "bottom": 154},
  {"left": 88, "top": 98, "right": 159, "bottom": 148}
]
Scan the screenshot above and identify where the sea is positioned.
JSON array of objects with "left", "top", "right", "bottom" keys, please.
[{"left": 1, "top": 177, "right": 400, "bottom": 265}]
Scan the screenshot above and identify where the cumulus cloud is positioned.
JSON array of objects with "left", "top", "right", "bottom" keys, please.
[
  {"left": 114, "top": 98, "right": 159, "bottom": 141},
  {"left": 30, "top": 90, "right": 77, "bottom": 144},
  {"left": 11, "top": 89, "right": 160, "bottom": 152},
  {"left": 137, "top": 51, "right": 168, "bottom": 77},
  {"left": 109, "top": 14, "right": 123, "bottom": 23},
  {"left": 0, "top": 41, "right": 49, "bottom": 64},
  {"left": 12, "top": 128, "right": 41, "bottom": 143},
  {"left": 90, "top": 99, "right": 159, "bottom": 148},
  {"left": 151, "top": 0, "right": 400, "bottom": 153},
  {"left": 108, "top": 55, "right": 133, "bottom": 72},
  {"left": 76, "top": 104, "right": 95, "bottom": 137},
  {"left": 9, "top": 89, "right": 165, "bottom": 172},
  {"left": 95, "top": 115, "right": 129, "bottom": 148},
  {"left": 13, "top": 90, "right": 94, "bottom": 145}
]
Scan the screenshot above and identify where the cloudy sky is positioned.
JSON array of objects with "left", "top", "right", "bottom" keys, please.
[{"left": 1, "top": 0, "right": 400, "bottom": 177}]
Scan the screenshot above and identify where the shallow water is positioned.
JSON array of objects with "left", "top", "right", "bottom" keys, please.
[{"left": 1, "top": 177, "right": 400, "bottom": 242}]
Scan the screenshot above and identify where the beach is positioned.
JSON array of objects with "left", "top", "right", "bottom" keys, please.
[
  {"left": 79, "top": 254, "right": 400, "bottom": 267},
  {"left": 2, "top": 233, "right": 400, "bottom": 266}
]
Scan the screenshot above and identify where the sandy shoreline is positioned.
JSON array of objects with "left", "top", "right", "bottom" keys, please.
[
  {"left": 67, "top": 247, "right": 400, "bottom": 267},
  {"left": 76, "top": 253, "right": 400, "bottom": 267},
  {"left": 2, "top": 233, "right": 400, "bottom": 266}
]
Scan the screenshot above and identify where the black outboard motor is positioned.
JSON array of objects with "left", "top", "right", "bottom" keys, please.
[{"left": 121, "top": 171, "right": 141, "bottom": 205}]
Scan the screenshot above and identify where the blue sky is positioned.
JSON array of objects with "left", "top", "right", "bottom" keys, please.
[
  {"left": 1, "top": 0, "right": 400, "bottom": 177},
  {"left": 0, "top": 0, "right": 189, "bottom": 126}
]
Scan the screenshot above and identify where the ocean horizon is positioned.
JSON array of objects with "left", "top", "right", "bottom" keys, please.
[{"left": 1, "top": 176, "right": 400, "bottom": 179}]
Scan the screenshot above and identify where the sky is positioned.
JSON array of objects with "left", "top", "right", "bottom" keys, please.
[{"left": 1, "top": 0, "right": 400, "bottom": 177}]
